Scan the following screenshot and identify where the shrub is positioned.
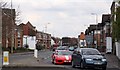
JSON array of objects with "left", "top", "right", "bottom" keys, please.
[{"left": 36, "top": 44, "right": 45, "bottom": 50}]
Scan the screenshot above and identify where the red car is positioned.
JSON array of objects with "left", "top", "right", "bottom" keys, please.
[{"left": 52, "top": 50, "right": 72, "bottom": 64}]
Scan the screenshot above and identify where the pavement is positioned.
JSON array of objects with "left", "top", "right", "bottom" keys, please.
[
  {"left": 6, "top": 50, "right": 56, "bottom": 67},
  {"left": 105, "top": 53, "right": 120, "bottom": 69}
]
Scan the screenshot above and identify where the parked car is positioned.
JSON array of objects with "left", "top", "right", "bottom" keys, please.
[
  {"left": 52, "top": 50, "right": 72, "bottom": 64},
  {"left": 72, "top": 48, "right": 107, "bottom": 70}
]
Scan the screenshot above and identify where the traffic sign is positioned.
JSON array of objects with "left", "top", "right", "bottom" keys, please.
[{"left": 3, "top": 51, "right": 9, "bottom": 65}]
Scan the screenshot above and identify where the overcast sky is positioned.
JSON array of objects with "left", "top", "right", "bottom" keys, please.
[{"left": 5, "top": 0, "right": 113, "bottom": 38}]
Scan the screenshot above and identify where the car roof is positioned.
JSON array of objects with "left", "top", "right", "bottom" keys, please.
[
  {"left": 80, "top": 48, "right": 97, "bottom": 50},
  {"left": 76, "top": 48, "right": 98, "bottom": 51},
  {"left": 55, "top": 49, "right": 69, "bottom": 52}
]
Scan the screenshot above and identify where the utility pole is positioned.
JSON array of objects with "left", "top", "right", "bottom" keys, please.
[
  {"left": 0, "top": 8, "right": 2, "bottom": 52},
  {"left": 11, "top": 0, "right": 14, "bottom": 53},
  {"left": 0, "top": 7, "right": 2, "bottom": 68}
]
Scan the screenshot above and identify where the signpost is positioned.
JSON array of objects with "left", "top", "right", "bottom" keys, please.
[{"left": 3, "top": 51, "right": 9, "bottom": 65}]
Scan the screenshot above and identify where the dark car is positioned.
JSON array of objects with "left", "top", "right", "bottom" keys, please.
[{"left": 72, "top": 48, "right": 107, "bottom": 70}]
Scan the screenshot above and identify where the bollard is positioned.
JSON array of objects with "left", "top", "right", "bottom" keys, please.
[
  {"left": 3, "top": 51, "right": 9, "bottom": 65},
  {"left": 34, "top": 49, "right": 38, "bottom": 58}
]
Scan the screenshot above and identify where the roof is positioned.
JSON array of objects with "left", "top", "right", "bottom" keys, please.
[{"left": 102, "top": 14, "right": 111, "bottom": 26}]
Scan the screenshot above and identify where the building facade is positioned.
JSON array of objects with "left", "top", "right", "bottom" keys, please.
[
  {"left": 16, "top": 21, "right": 36, "bottom": 49},
  {"left": 36, "top": 31, "right": 51, "bottom": 49},
  {"left": 2, "top": 8, "right": 15, "bottom": 49},
  {"left": 111, "top": 0, "right": 120, "bottom": 59}
]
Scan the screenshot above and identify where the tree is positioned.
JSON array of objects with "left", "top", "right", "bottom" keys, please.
[
  {"left": 0, "top": 0, "right": 22, "bottom": 24},
  {"left": 112, "top": 1, "right": 120, "bottom": 42},
  {"left": 0, "top": 0, "right": 9, "bottom": 8},
  {"left": 1, "top": 0, "right": 22, "bottom": 49}
]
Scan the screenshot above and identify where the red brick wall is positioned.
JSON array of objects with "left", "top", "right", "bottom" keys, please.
[{"left": 23, "top": 25, "right": 29, "bottom": 35}]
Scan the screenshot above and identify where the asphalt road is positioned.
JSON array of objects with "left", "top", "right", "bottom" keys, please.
[
  {"left": 6, "top": 50, "right": 120, "bottom": 70},
  {"left": 2, "top": 67, "right": 120, "bottom": 70}
]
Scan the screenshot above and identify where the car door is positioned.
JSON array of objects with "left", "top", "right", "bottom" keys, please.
[{"left": 72, "top": 50, "right": 82, "bottom": 66}]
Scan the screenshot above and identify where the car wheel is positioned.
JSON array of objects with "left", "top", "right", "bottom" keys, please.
[
  {"left": 72, "top": 60, "right": 75, "bottom": 68},
  {"left": 102, "top": 66, "right": 106, "bottom": 70}
]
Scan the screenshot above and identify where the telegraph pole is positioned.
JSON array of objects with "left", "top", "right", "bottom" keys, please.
[
  {"left": 0, "top": 7, "right": 2, "bottom": 67},
  {"left": 11, "top": 0, "right": 14, "bottom": 53}
]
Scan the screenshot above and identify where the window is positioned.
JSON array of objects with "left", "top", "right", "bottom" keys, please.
[
  {"left": 18, "top": 40, "right": 20, "bottom": 43},
  {"left": 18, "top": 44, "right": 20, "bottom": 46}
]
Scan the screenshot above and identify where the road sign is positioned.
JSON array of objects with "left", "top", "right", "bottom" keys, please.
[{"left": 3, "top": 51, "right": 9, "bottom": 65}]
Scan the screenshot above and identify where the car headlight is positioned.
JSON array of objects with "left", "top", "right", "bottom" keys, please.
[
  {"left": 102, "top": 59, "right": 106, "bottom": 61},
  {"left": 86, "top": 59, "right": 93, "bottom": 61}
]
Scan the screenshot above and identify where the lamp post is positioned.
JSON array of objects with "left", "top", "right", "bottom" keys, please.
[
  {"left": 45, "top": 23, "right": 50, "bottom": 33},
  {"left": 91, "top": 13, "right": 98, "bottom": 49}
]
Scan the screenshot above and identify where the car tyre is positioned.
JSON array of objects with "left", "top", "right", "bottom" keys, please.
[
  {"left": 72, "top": 60, "right": 75, "bottom": 68},
  {"left": 102, "top": 66, "right": 106, "bottom": 70}
]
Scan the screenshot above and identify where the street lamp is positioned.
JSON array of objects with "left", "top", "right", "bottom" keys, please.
[
  {"left": 45, "top": 23, "right": 50, "bottom": 33},
  {"left": 91, "top": 13, "right": 98, "bottom": 49}
]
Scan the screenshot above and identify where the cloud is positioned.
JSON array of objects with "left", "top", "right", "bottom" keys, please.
[{"left": 11, "top": 0, "right": 113, "bottom": 37}]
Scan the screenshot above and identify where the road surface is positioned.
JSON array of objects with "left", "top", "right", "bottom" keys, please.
[{"left": 2, "top": 50, "right": 120, "bottom": 70}]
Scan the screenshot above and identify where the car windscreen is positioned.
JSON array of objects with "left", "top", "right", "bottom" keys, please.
[
  {"left": 56, "top": 46, "right": 68, "bottom": 50},
  {"left": 57, "top": 51, "right": 72, "bottom": 55},
  {"left": 82, "top": 49, "right": 101, "bottom": 55},
  {"left": 69, "top": 47, "right": 74, "bottom": 50}
]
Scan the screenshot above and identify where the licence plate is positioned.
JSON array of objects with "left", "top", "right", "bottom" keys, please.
[
  {"left": 64, "top": 60, "right": 71, "bottom": 62},
  {"left": 94, "top": 62, "right": 102, "bottom": 65}
]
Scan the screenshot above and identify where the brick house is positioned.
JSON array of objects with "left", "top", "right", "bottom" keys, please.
[
  {"left": 14, "top": 24, "right": 24, "bottom": 48},
  {"left": 85, "top": 24, "right": 101, "bottom": 48},
  {"left": 100, "top": 14, "right": 111, "bottom": 52},
  {"left": 23, "top": 21, "right": 36, "bottom": 36},
  {"left": 36, "top": 31, "right": 51, "bottom": 49},
  {"left": 16, "top": 21, "right": 36, "bottom": 48}
]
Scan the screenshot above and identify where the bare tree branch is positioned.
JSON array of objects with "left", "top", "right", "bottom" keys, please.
[
  {"left": 0, "top": 0, "right": 10, "bottom": 8},
  {"left": 15, "top": 5, "right": 22, "bottom": 25}
]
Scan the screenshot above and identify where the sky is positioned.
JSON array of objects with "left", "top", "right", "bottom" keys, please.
[{"left": 4, "top": 0, "right": 113, "bottom": 38}]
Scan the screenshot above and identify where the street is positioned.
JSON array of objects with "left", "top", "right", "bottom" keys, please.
[
  {"left": 2, "top": 49, "right": 120, "bottom": 70},
  {"left": 2, "top": 67, "right": 120, "bottom": 70},
  {"left": 1, "top": 0, "right": 120, "bottom": 70}
]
